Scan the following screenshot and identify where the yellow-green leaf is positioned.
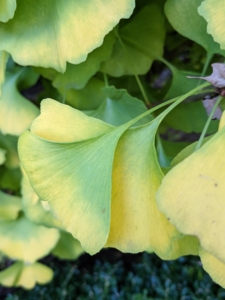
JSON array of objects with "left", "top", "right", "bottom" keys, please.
[
  {"left": 0, "top": 261, "right": 53, "bottom": 289},
  {"left": 0, "top": 215, "right": 60, "bottom": 262},
  {"left": 0, "top": 0, "right": 135, "bottom": 72},
  {"left": 157, "top": 125, "right": 225, "bottom": 264}
]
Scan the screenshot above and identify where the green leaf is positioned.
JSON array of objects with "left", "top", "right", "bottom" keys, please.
[
  {"left": 0, "top": 261, "right": 53, "bottom": 289},
  {"left": 0, "top": 69, "right": 39, "bottom": 136},
  {"left": 62, "top": 78, "right": 106, "bottom": 110},
  {"left": 22, "top": 171, "right": 63, "bottom": 229},
  {"left": 0, "top": 215, "right": 60, "bottom": 262},
  {"left": 86, "top": 86, "right": 153, "bottom": 126},
  {"left": 100, "top": 3, "right": 165, "bottom": 76},
  {"left": 0, "top": 147, "right": 6, "bottom": 165},
  {"left": 0, "top": 0, "right": 135, "bottom": 72},
  {"left": 198, "top": 0, "right": 225, "bottom": 51},
  {"left": 0, "top": 191, "right": 21, "bottom": 220},
  {"left": 52, "top": 231, "right": 84, "bottom": 260},
  {"left": 0, "top": 51, "right": 8, "bottom": 96},
  {"left": 156, "top": 124, "right": 225, "bottom": 264},
  {"left": 53, "top": 32, "right": 116, "bottom": 91},
  {"left": 0, "top": 0, "right": 16, "bottom": 23},
  {"left": 0, "top": 133, "right": 19, "bottom": 169},
  {"left": 163, "top": 101, "right": 219, "bottom": 133},
  {"left": 0, "top": 166, "right": 21, "bottom": 190},
  {"left": 165, "top": 0, "right": 225, "bottom": 57}
]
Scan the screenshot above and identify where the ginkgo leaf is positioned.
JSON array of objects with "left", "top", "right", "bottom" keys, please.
[
  {"left": 19, "top": 99, "right": 133, "bottom": 254},
  {"left": 198, "top": 0, "right": 225, "bottom": 51},
  {"left": 0, "top": 190, "right": 21, "bottom": 220},
  {"left": 0, "top": 133, "right": 19, "bottom": 169},
  {"left": 0, "top": 0, "right": 135, "bottom": 72},
  {"left": 0, "top": 51, "right": 8, "bottom": 96},
  {"left": 0, "top": 0, "right": 16, "bottom": 23},
  {"left": 22, "top": 171, "right": 63, "bottom": 229},
  {"left": 0, "top": 261, "right": 53, "bottom": 289},
  {"left": 0, "top": 148, "right": 6, "bottom": 165},
  {"left": 62, "top": 78, "right": 106, "bottom": 110},
  {"left": 100, "top": 3, "right": 165, "bottom": 76},
  {"left": 53, "top": 32, "right": 116, "bottom": 91},
  {"left": 0, "top": 214, "right": 60, "bottom": 262},
  {"left": 86, "top": 86, "right": 153, "bottom": 126},
  {"left": 52, "top": 231, "right": 84, "bottom": 260},
  {"left": 19, "top": 89, "right": 201, "bottom": 257},
  {"left": 0, "top": 69, "right": 39, "bottom": 136},
  {"left": 199, "top": 248, "right": 225, "bottom": 288},
  {"left": 165, "top": 0, "right": 225, "bottom": 57},
  {"left": 156, "top": 124, "right": 225, "bottom": 264}
]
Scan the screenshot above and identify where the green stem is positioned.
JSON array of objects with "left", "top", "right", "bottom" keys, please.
[
  {"left": 125, "top": 82, "right": 209, "bottom": 128},
  {"left": 197, "top": 52, "right": 212, "bottom": 86},
  {"left": 194, "top": 95, "right": 223, "bottom": 151},
  {"left": 103, "top": 73, "right": 109, "bottom": 87},
  {"left": 134, "top": 74, "right": 150, "bottom": 106},
  {"left": 115, "top": 32, "right": 150, "bottom": 106}
]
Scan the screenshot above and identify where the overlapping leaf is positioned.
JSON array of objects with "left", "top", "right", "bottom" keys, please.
[
  {"left": 53, "top": 32, "right": 116, "bottom": 91},
  {"left": 0, "top": 69, "right": 39, "bottom": 136},
  {"left": 198, "top": 0, "right": 225, "bottom": 51},
  {"left": 19, "top": 85, "right": 203, "bottom": 256},
  {"left": 0, "top": 215, "right": 59, "bottom": 262},
  {"left": 100, "top": 3, "right": 165, "bottom": 76},
  {"left": 0, "top": 0, "right": 135, "bottom": 72},
  {"left": 86, "top": 86, "right": 153, "bottom": 126},
  {"left": 165, "top": 0, "right": 225, "bottom": 57},
  {"left": 156, "top": 116, "right": 225, "bottom": 264},
  {"left": 61, "top": 78, "right": 106, "bottom": 110},
  {"left": 0, "top": 261, "right": 53, "bottom": 289},
  {"left": 0, "top": 1, "right": 16, "bottom": 23}
]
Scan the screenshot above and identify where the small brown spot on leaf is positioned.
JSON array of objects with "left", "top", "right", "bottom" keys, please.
[
  {"left": 212, "top": 220, "right": 216, "bottom": 223},
  {"left": 215, "top": 183, "right": 218, "bottom": 187},
  {"left": 102, "top": 208, "right": 105, "bottom": 214}
]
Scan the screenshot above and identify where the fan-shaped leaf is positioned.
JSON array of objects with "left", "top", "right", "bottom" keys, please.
[
  {"left": 165, "top": 0, "right": 225, "bottom": 57},
  {"left": 157, "top": 123, "right": 225, "bottom": 264},
  {"left": 0, "top": 215, "right": 60, "bottom": 262},
  {"left": 0, "top": 0, "right": 135, "bottom": 72},
  {"left": 101, "top": 3, "right": 165, "bottom": 76},
  {"left": 0, "top": 261, "right": 53, "bottom": 289}
]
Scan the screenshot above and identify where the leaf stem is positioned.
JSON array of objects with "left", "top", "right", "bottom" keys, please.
[
  {"left": 194, "top": 95, "right": 223, "bottom": 151},
  {"left": 115, "top": 31, "right": 150, "bottom": 106},
  {"left": 103, "top": 73, "right": 109, "bottom": 87}
]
